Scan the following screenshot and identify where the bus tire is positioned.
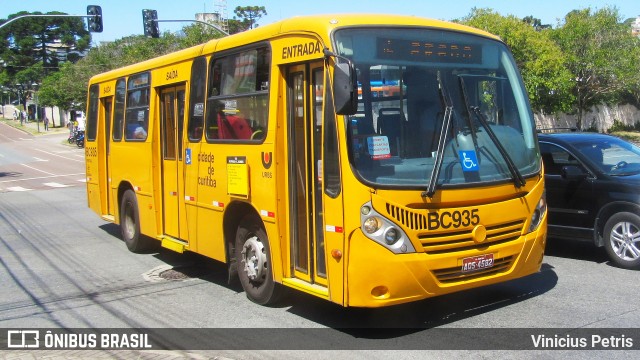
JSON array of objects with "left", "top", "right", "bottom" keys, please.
[
  {"left": 120, "top": 189, "right": 154, "bottom": 253},
  {"left": 235, "top": 214, "right": 283, "bottom": 305},
  {"left": 603, "top": 212, "right": 640, "bottom": 270}
]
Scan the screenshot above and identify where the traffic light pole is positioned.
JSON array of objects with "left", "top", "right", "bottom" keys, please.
[
  {"left": 0, "top": 14, "right": 97, "bottom": 30},
  {"left": 155, "top": 19, "right": 229, "bottom": 36}
]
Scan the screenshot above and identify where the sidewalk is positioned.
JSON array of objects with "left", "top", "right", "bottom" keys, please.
[{"left": 0, "top": 116, "right": 68, "bottom": 136}]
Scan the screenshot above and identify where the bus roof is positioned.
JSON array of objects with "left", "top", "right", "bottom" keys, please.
[{"left": 89, "top": 14, "right": 499, "bottom": 83}]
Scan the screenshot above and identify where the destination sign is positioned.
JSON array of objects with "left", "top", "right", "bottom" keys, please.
[{"left": 377, "top": 38, "right": 481, "bottom": 64}]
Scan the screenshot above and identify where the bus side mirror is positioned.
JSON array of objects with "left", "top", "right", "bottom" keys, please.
[{"left": 333, "top": 62, "right": 358, "bottom": 115}]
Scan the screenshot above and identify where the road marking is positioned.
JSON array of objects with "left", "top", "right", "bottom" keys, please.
[
  {"left": 0, "top": 124, "right": 18, "bottom": 142},
  {"left": 34, "top": 148, "right": 84, "bottom": 163},
  {"left": 44, "top": 182, "right": 71, "bottom": 188},
  {"left": 77, "top": 179, "right": 87, "bottom": 183},
  {"left": 0, "top": 172, "right": 85, "bottom": 185},
  {"left": 21, "top": 163, "right": 55, "bottom": 176},
  {"left": 6, "top": 186, "right": 31, "bottom": 192},
  {"left": 33, "top": 157, "right": 48, "bottom": 162}
]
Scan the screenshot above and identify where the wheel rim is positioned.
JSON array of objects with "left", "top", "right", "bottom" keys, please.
[
  {"left": 241, "top": 236, "right": 267, "bottom": 284},
  {"left": 123, "top": 202, "right": 135, "bottom": 239},
  {"left": 609, "top": 221, "right": 640, "bottom": 262}
]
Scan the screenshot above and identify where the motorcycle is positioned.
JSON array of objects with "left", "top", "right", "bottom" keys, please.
[
  {"left": 76, "top": 130, "right": 85, "bottom": 148},
  {"left": 68, "top": 129, "right": 77, "bottom": 143}
]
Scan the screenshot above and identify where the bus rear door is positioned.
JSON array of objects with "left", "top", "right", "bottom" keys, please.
[{"left": 160, "top": 86, "right": 188, "bottom": 241}]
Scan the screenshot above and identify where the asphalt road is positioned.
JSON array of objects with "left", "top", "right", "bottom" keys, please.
[
  {"left": 0, "top": 126, "right": 638, "bottom": 359},
  {"left": 0, "top": 122, "right": 84, "bottom": 193}
]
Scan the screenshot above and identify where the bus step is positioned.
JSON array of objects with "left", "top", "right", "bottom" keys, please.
[{"left": 160, "top": 237, "right": 187, "bottom": 253}]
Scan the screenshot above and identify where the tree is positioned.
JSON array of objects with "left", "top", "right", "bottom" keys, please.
[
  {"left": 552, "top": 7, "right": 640, "bottom": 129},
  {"left": 37, "top": 62, "right": 85, "bottom": 117},
  {"left": 462, "top": 8, "right": 574, "bottom": 114},
  {"left": 0, "top": 11, "right": 90, "bottom": 108},
  {"left": 179, "top": 22, "right": 227, "bottom": 48},
  {"left": 522, "top": 15, "right": 551, "bottom": 31},
  {"left": 38, "top": 31, "right": 207, "bottom": 112},
  {"left": 36, "top": 8, "right": 260, "bottom": 112},
  {"left": 231, "top": 6, "right": 267, "bottom": 33}
]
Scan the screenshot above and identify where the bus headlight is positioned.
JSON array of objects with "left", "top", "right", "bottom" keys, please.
[
  {"left": 360, "top": 202, "right": 416, "bottom": 254},
  {"left": 384, "top": 227, "right": 400, "bottom": 245},
  {"left": 363, "top": 217, "right": 381, "bottom": 234},
  {"left": 529, "top": 192, "right": 547, "bottom": 232}
]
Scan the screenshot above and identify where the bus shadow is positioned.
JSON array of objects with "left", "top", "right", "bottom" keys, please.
[
  {"left": 545, "top": 237, "right": 609, "bottom": 264},
  {"left": 98, "top": 223, "right": 242, "bottom": 290},
  {"left": 283, "top": 263, "right": 558, "bottom": 337},
  {"left": 98, "top": 222, "right": 558, "bottom": 336}
]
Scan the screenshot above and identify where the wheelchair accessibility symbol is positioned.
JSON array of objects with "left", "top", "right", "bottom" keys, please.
[{"left": 459, "top": 150, "right": 479, "bottom": 172}]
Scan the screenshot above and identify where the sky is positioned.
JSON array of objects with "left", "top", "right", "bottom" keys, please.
[{"left": 1, "top": 1, "right": 638, "bottom": 45}]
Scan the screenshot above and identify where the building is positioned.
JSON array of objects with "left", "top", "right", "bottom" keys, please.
[{"left": 632, "top": 16, "right": 640, "bottom": 37}]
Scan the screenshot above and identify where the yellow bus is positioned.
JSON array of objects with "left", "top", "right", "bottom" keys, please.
[{"left": 85, "top": 14, "right": 547, "bottom": 307}]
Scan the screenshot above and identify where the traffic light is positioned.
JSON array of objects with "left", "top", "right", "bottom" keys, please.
[
  {"left": 142, "top": 9, "right": 159, "bottom": 38},
  {"left": 86, "top": 5, "right": 103, "bottom": 33}
]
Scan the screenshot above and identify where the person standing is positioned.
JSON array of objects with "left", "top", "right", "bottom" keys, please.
[{"left": 44, "top": 116, "right": 49, "bottom": 131}]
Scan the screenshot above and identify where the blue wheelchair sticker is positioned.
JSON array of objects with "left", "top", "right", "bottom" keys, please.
[
  {"left": 185, "top": 148, "right": 192, "bottom": 165},
  {"left": 459, "top": 150, "right": 479, "bottom": 172}
]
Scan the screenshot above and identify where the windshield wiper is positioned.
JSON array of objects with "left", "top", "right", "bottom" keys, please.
[
  {"left": 469, "top": 106, "right": 527, "bottom": 188},
  {"left": 423, "top": 71, "right": 453, "bottom": 198},
  {"left": 457, "top": 76, "right": 479, "bottom": 149}
]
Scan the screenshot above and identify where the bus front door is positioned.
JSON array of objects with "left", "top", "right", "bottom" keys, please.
[
  {"left": 287, "top": 62, "right": 342, "bottom": 291},
  {"left": 160, "top": 86, "right": 188, "bottom": 241},
  {"left": 100, "top": 96, "right": 114, "bottom": 217}
]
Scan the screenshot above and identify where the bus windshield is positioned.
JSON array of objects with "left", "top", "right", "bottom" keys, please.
[{"left": 334, "top": 28, "right": 540, "bottom": 189}]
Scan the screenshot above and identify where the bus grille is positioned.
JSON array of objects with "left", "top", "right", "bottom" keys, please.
[
  {"left": 385, "top": 203, "right": 524, "bottom": 254},
  {"left": 432, "top": 255, "right": 514, "bottom": 283}
]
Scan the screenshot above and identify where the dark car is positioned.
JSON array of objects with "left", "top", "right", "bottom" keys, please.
[{"left": 538, "top": 132, "right": 640, "bottom": 269}]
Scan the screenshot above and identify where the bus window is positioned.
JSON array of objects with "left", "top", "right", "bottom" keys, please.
[
  {"left": 125, "top": 72, "right": 150, "bottom": 141},
  {"left": 86, "top": 84, "right": 99, "bottom": 142},
  {"left": 112, "top": 78, "right": 126, "bottom": 141},
  {"left": 205, "top": 46, "right": 270, "bottom": 142},
  {"left": 188, "top": 56, "right": 207, "bottom": 142}
]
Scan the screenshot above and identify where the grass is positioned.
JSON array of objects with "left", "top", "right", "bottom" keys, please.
[
  {"left": 0, "top": 116, "right": 67, "bottom": 136},
  {"left": 610, "top": 131, "right": 640, "bottom": 145}
]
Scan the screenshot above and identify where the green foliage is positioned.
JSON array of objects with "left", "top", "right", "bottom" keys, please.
[
  {"left": 231, "top": 6, "right": 267, "bottom": 32},
  {"left": 37, "top": 65, "right": 79, "bottom": 110},
  {"left": 461, "top": 8, "right": 574, "bottom": 114},
  {"left": 179, "top": 23, "right": 226, "bottom": 47},
  {"left": 0, "top": 11, "right": 91, "bottom": 107},
  {"left": 38, "top": 23, "right": 226, "bottom": 111},
  {"left": 607, "top": 120, "right": 640, "bottom": 133},
  {"left": 22, "top": 4, "right": 640, "bottom": 127},
  {"left": 462, "top": 6, "right": 640, "bottom": 130},
  {"left": 552, "top": 7, "right": 640, "bottom": 128}
]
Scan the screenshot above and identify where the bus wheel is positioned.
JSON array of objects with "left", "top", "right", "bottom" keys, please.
[
  {"left": 235, "top": 215, "right": 283, "bottom": 305},
  {"left": 120, "top": 189, "right": 154, "bottom": 253}
]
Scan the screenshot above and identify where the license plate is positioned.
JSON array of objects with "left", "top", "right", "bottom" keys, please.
[{"left": 461, "top": 254, "right": 494, "bottom": 273}]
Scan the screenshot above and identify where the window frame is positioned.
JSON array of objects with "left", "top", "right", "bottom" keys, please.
[
  {"left": 124, "top": 72, "right": 151, "bottom": 142},
  {"left": 204, "top": 43, "right": 271, "bottom": 143}
]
